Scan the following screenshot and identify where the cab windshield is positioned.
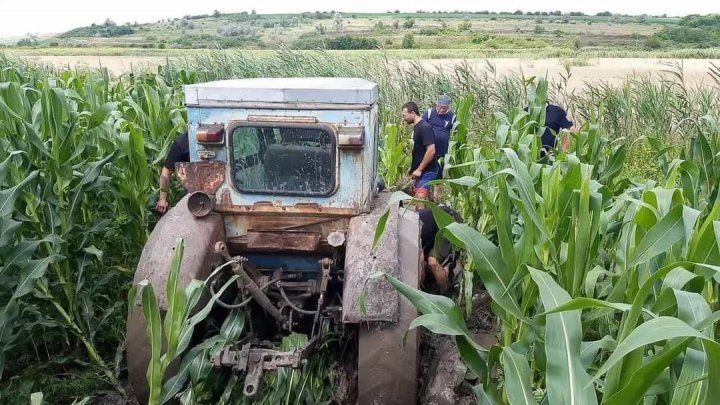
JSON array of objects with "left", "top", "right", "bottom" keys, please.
[{"left": 230, "top": 124, "right": 336, "bottom": 196}]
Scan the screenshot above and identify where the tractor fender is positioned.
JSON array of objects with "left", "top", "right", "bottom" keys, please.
[
  {"left": 126, "top": 193, "right": 225, "bottom": 404},
  {"left": 343, "top": 192, "right": 401, "bottom": 323},
  {"left": 344, "top": 192, "right": 421, "bottom": 404}
]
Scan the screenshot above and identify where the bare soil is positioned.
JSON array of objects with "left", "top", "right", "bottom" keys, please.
[{"left": 419, "top": 279, "right": 498, "bottom": 405}]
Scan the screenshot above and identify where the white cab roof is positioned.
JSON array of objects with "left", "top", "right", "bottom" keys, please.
[{"left": 184, "top": 77, "right": 378, "bottom": 106}]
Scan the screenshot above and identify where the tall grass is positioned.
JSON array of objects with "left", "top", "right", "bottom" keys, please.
[{"left": 179, "top": 51, "right": 720, "bottom": 160}]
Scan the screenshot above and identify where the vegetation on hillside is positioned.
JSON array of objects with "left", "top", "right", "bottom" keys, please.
[
  {"left": 3, "top": 10, "right": 710, "bottom": 53},
  {"left": 653, "top": 14, "right": 720, "bottom": 47}
]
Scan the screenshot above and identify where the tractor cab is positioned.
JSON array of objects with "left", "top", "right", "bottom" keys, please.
[{"left": 127, "top": 78, "right": 420, "bottom": 404}]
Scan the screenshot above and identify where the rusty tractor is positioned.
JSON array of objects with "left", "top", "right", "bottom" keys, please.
[{"left": 126, "top": 78, "right": 421, "bottom": 404}]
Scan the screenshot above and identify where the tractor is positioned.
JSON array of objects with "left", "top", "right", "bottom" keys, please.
[{"left": 126, "top": 78, "right": 421, "bottom": 404}]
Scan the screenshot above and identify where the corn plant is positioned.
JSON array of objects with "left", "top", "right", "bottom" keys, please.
[
  {"left": 378, "top": 124, "right": 410, "bottom": 187},
  {"left": 0, "top": 57, "right": 187, "bottom": 401},
  {"left": 375, "top": 79, "right": 720, "bottom": 404},
  {"left": 128, "top": 239, "right": 241, "bottom": 405}
]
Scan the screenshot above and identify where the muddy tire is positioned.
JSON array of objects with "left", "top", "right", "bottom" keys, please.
[{"left": 126, "top": 195, "right": 225, "bottom": 404}]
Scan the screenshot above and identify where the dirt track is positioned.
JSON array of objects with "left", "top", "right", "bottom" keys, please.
[{"left": 19, "top": 55, "right": 720, "bottom": 89}]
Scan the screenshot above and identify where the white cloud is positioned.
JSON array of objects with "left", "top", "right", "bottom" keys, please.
[{"left": 1, "top": 0, "right": 715, "bottom": 38}]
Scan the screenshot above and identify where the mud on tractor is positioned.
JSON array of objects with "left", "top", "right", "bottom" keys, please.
[{"left": 127, "top": 78, "right": 421, "bottom": 404}]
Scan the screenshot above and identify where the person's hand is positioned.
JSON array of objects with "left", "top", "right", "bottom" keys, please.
[
  {"left": 411, "top": 169, "right": 422, "bottom": 179},
  {"left": 156, "top": 197, "right": 169, "bottom": 215}
]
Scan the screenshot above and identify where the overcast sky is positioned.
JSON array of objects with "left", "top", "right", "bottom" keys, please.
[{"left": 2, "top": 0, "right": 716, "bottom": 38}]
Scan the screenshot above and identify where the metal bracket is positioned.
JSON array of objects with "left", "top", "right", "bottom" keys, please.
[{"left": 212, "top": 337, "right": 317, "bottom": 400}]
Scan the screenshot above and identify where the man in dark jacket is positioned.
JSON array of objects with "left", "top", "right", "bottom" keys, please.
[{"left": 541, "top": 103, "right": 576, "bottom": 157}]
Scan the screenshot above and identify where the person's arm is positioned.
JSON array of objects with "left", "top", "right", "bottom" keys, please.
[
  {"left": 156, "top": 139, "right": 181, "bottom": 214},
  {"left": 156, "top": 167, "right": 172, "bottom": 214},
  {"left": 559, "top": 109, "right": 575, "bottom": 152}
]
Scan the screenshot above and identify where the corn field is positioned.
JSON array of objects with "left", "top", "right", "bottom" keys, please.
[{"left": 1, "top": 51, "right": 720, "bottom": 403}]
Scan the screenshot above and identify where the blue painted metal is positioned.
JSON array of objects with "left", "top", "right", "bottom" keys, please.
[
  {"left": 243, "top": 253, "right": 322, "bottom": 273},
  {"left": 186, "top": 105, "right": 379, "bottom": 214},
  {"left": 184, "top": 78, "right": 380, "bottom": 247}
]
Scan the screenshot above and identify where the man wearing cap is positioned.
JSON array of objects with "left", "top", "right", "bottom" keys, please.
[{"left": 422, "top": 95, "right": 457, "bottom": 201}]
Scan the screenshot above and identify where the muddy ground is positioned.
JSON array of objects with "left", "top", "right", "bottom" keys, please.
[{"left": 418, "top": 284, "right": 497, "bottom": 405}]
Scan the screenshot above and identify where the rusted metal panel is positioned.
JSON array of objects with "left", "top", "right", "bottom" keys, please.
[
  {"left": 215, "top": 202, "right": 357, "bottom": 217},
  {"left": 246, "top": 230, "right": 321, "bottom": 252},
  {"left": 176, "top": 161, "right": 225, "bottom": 194},
  {"left": 225, "top": 215, "right": 348, "bottom": 234}
]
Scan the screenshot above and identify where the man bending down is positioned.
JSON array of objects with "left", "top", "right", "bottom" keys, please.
[{"left": 418, "top": 206, "right": 463, "bottom": 293}]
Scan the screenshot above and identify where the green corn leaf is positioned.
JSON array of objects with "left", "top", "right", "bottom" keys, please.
[
  {"left": 603, "top": 338, "right": 693, "bottom": 405},
  {"left": 456, "top": 336, "right": 490, "bottom": 382},
  {"left": 176, "top": 274, "right": 240, "bottom": 355},
  {"left": 140, "top": 280, "right": 163, "bottom": 405},
  {"left": 163, "top": 239, "right": 187, "bottom": 364},
  {"left": 11, "top": 254, "right": 64, "bottom": 300},
  {"left": 384, "top": 273, "right": 467, "bottom": 330},
  {"left": 439, "top": 222, "right": 528, "bottom": 323},
  {"left": 629, "top": 204, "right": 685, "bottom": 267},
  {"left": 580, "top": 336, "right": 616, "bottom": 370},
  {"left": 384, "top": 273, "right": 488, "bottom": 381},
  {"left": 219, "top": 309, "right": 246, "bottom": 342},
  {"left": 502, "top": 346, "right": 537, "bottom": 405},
  {"left": 0, "top": 217, "right": 21, "bottom": 247},
  {"left": 673, "top": 290, "right": 713, "bottom": 338},
  {"left": 0, "top": 151, "right": 24, "bottom": 185},
  {"left": 67, "top": 153, "right": 115, "bottom": 223},
  {"left": 593, "top": 316, "right": 714, "bottom": 382},
  {"left": 528, "top": 267, "right": 598, "bottom": 405},
  {"left": 688, "top": 204, "right": 720, "bottom": 266},
  {"left": 409, "top": 313, "right": 466, "bottom": 336},
  {"left": 160, "top": 336, "right": 225, "bottom": 404},
  {"left": 0, "top": 238, "right": 49, "bottom": 277},
  {"left": 0, "top": 170, "right": 37, "bottom": 217},
  {"left": 538, "top": 297, "right": 639, "bottom": 317},
  {"left": 88, "top": 102, "right": 117, "bottom": 129},
  {"left": 372, "top": 191, "right": 413, "bottom": 249},
  {"left": 670, "top": 348, "right": 708, "bottom": 405}
]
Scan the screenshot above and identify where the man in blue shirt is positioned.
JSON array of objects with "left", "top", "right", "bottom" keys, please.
[{"left": 422, "top": 95, "right": 457, "bottom": 201}]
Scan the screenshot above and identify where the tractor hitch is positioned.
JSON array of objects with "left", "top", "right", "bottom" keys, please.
[{"left": 212, "top": 335, "right": 319, "bottom": 399}]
